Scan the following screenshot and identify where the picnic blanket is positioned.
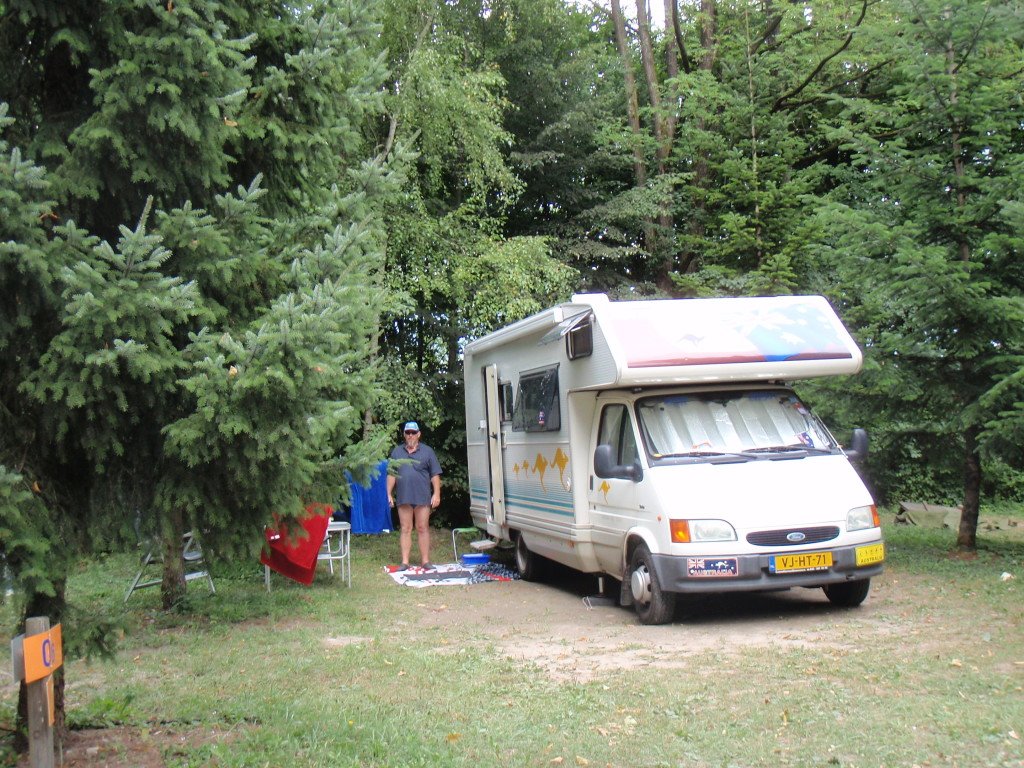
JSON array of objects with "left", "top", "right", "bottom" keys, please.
[{"left": 384, "top": 562, "right": 520, "bottom": 587}]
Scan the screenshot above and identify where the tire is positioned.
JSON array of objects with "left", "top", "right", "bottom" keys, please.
[
  {"left": 628, "top": 543, "right": 676, "bottom": 625},
  {"left": 515, "top": 533, "right": 544, "bottom": 581},
  {"left": 823, "top": 578, "right": 871, "bottom": 607}
]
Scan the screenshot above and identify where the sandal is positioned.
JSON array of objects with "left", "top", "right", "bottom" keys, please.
[
  {"left": 396, "top": 563, "right": 410, "bottom": 572},
  {"left": 421, "top": 562, "right": 435, "bottom": 570}
]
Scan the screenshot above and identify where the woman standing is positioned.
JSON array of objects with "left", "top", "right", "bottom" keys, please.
[{"left": 386, "top": 422, "right": 442, "bottom": 570}]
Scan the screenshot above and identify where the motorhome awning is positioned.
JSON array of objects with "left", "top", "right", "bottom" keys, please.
[{"left": 538, "top": 310, "right": 591, "bottom": 345}]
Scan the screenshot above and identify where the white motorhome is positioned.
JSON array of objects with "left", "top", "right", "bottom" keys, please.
[{"left": 463, "top": 293, "right": 884, "bottom": 624}]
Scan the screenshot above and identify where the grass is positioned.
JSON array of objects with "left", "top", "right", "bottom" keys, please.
[{"left": 0, "top": 507, "right": 1022, "bottom": 767}]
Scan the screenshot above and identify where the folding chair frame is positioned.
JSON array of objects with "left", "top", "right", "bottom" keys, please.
[{"left": 125, "top": 531, "right": 216, "bottom": 603}]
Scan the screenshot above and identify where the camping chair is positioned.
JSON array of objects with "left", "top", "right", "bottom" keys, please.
[
  {"left": 125, "top": 529, "right": 216, "bottom": 603},
  {"left": 451, "top": 527, "right": 497, "bottom": 561}
]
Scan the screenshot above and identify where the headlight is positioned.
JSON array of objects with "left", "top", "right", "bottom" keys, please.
[
  {"left": 847, "top": 504, "right": 880, "bottom": 531},
  {"left": 670, "top": 519, "right": 737, "bottom": 543}
]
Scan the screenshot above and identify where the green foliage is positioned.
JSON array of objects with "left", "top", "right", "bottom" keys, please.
[
  {"left": 0, "top": 0, "right": 399, "bottom": 629},
  {"left": 370, "top": 0, "right": 593, "bottom": 514},
  {"left": 67, "top": 693, "right": 137, "bottom": 730},
  {"left": 0, "top": 104, "right": 70, "bottom": 610},
  {"left": 231, "top": 5, "right": 388, "bottom": 214},
  {"left": 813, "top": 0, "right": 1024, "bottom": 507},
  {"left": 3, "top": 1, "right": 255, "bottom": 235},
  {"left": 454, "top": 236, "right": 577, "bottom": 336},
  {"left": 153, "top": 176, "right": 277, "bottom": 325},
  {"left": 27, "top": 205, "right": 202, "bottom": 465},
  {"left": 0, "top": 466, "right": 54, "bottom": 603},
  {"left": 163, "top": 199, "right": 391, "bottom": 554}
]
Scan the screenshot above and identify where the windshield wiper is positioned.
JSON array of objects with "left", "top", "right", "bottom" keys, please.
[
  {"left": 660, "top": 450, "right": 753, "bottom": 461},
  {"left": 742, "top": 445, "right": 834, "bottom": 456}
]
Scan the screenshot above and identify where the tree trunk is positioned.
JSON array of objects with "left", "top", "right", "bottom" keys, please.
[
  {"left": 743, "top": 5, "right": 763, "bottom": 264},
  {"left": 160, "top": 506, "right": 186, "bottom": 609},
  {"left": 635, "top": 0, "right": 677, "bottom": 292},
  {"left": 669, "top": 0, "right": 691, "bottom": 74},
  {"left": 946, "top": 25, "right": 980, "bottom": 552},
  {"left": 609, "top": 0, "right": 647, "bottom": 188},
  {"left": 664, "top": 0, "right": 680, "bottom": 136},
  {"left": 610, "top": 0, "right": 662, "bottom": 280},
  {"left": 636, "top": 0, "right": 665, "bottom": 171},
  {"left": 698, "top": 0, "right": 717, "bottom": 84},
  {"left": 682, "top": 0, "right": 717, "bottom": 275},
  {"left": 956, "top": 424, "right": 981, "bottom": 551}
]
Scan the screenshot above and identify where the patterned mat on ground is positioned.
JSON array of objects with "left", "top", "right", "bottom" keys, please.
[{"left": 384, "top": 561, "right": 520, "bottom": 587}]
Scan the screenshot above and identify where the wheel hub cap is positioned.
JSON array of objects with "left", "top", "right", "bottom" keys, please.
[{"left": 630, "top": 566, "right": 651, "bottom": 604}]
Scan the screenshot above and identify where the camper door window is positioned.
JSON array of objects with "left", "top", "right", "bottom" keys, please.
[
  {"left": 500, "top": 382, "right": 514, "bottom": 422},
  {"left": 512, "top": 366, "right": 561, "bottom": 432},
  {"left": 597, "top": 404, "right": 639, "bottom": 465},
  {"left": 636, "top": 390, "right": 839, "bottom": 463}
]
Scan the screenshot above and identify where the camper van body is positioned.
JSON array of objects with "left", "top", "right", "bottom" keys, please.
[{"left": 463, "top": 293, "right": 884, "bottom": 624}]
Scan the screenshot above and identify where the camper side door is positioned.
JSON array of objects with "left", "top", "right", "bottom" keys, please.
[{"left": 588, "top": 401, "right": 644, "bottom": 576}]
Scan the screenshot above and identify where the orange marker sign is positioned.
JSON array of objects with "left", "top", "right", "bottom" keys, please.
[{"left": 22, "top": 624, "right": 62, "bottom": 684}]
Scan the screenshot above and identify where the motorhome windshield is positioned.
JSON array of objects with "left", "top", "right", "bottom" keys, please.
[{"left": 636, "top": 390, "right": 839, "bottom": 462}]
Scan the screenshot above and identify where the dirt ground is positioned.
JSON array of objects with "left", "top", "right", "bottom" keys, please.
[
  {"left": 412, "top": 560, "right": 910, "bottom": 683},
  {"left": 45, "top": 725, "right": 244, "bottom": 768}
]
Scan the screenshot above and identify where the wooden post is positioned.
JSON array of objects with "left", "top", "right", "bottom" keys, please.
[{"left": 24, "top": 616, "right": 55, "bottom": 768}]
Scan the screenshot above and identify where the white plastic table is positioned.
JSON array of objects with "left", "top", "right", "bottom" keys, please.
[{"left": 318, "top": 520, "right": 351, "bottom": 587}]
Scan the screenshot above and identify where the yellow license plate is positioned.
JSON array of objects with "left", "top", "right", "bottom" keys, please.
[
  {"left": 770, "top": 551, "right": 833, "bottom": 573},
  {"left": 856, "top": 542, "right": 885, "bottom": 566}
]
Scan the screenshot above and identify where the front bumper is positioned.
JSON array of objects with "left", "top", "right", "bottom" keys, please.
[{"left": 650, "top": 541, "right": 884, "bottom": 594}]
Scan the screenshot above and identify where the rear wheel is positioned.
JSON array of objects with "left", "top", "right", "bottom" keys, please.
[
  {"left": 823, "top": 578, "right": 871, "bottom": 607},
  {"left": 629, "top": 544, "right": 676, "bottom": 625},
  {"left": 515, "top": 534, "right": 544, "bottom": 581}
]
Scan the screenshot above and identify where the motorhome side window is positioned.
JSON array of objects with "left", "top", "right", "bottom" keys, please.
[
  {"left": 512, "top": 366, "right": 560, "bottom": 432},
  {"left": 598, "top": 404, "right": 638, "bottom": 465},
  {"left": 567, "top": 318, "right": 593, "bottom": 359}
]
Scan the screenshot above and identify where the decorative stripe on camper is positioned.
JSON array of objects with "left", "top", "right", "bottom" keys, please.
[
  {"left": 504, "top": 489, "right": 574, "bottom": 518},
  {"left": 470, "top": 483, "right": 573, "bottom": 518}
]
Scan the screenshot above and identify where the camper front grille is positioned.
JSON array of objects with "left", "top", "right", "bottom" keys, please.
[{"left": 746, "top": 526, "right": 840, "bottom": 547}]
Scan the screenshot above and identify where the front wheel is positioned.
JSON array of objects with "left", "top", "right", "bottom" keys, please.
[
  {"left": 823, "top": 578, "right": 871, "bottom": 607},
  {"left": 628, "top": 544, "right": 676, "bottom": 625},
  {"left": 515, "top": 533, "right": 544, "bottom": 581}
]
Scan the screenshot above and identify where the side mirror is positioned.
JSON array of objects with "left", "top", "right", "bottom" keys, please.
[
  {"left": 845, "top": 428, "right": 869, "bottom": 462},
  {"left": 594, "top": 444, "right": 643, "bottom": 482}
]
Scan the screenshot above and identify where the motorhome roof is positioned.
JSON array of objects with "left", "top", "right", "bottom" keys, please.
[{"left": 465, "top": 293, "right": 863, "bottom": 385}]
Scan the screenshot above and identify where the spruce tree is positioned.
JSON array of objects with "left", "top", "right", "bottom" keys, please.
[
  {"left": 1, "top": 3, "right": 397, "bottom": 726},
  {"left": 815, "top": 0, "right": 1024, "bottom": 545}
]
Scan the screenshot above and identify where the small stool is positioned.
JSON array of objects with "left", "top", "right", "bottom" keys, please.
[{"left": 451, "top": 527, "right": 497, "bottom": 561}]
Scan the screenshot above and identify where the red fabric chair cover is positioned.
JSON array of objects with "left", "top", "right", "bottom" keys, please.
[{"left": 260, "top": 504, "right": 332, "bottom": 585}]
